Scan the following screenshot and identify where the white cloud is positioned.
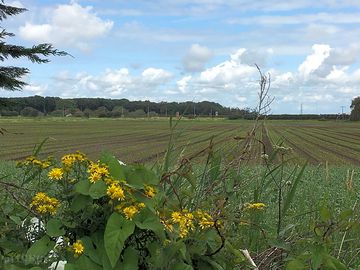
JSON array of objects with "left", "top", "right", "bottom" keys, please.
[
  {"left": 142, "top": 68, "right": 172, "bottom": 84},
  {"left": 177, "top": 75, "right": 192, "bottom": 93},
  {"left": 23, "top": 83, "right": 47, "bottom": 96},
  {"left": 183, "top": 44, "right": 213, "bottom": 72},
  {"left": 199, "top": 49, "right": 257, "bottom": 84},
  {"left": 19, "top": 2, "right": 113, "bottom": 50},
  {"left": 298, "top": 44, "right": 331, "bottom": 80}
]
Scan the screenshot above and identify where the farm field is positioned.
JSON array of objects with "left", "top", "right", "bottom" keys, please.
[{"left": 0, "top": 117, "right": 359, "bottom": 165}]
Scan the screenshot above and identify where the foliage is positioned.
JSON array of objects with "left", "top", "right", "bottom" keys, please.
[
  {"left": 0, "top": 96, "right": 250, "bottom": 118},
  {"left": 0, "top": 151, "right": 249, "bottom": 269},
  {"left": 20, "top": 106, "right": 41, "bottom": 117},
  {"left": 350, "top": 96, "right": 360, "bottom": 121},
  {"left": 0, "top": 1, "right": 67, "bottom": 91}
]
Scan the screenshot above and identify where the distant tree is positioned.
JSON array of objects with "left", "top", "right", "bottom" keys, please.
[
  {"left": 128, "top": 109, "right": 146, "bottom": 118},
  {"left": 0, "top": 1, "right": 67, "bottom": 91},
  {"left": 350, "top": 96, "right": 360, "bottom": 121},
  {"left": 20, "top": 106, "right": 40, "bottom": 117}
]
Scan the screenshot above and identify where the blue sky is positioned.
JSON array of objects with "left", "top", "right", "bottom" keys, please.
[{"left": 2, "top": 0, "right": 360, "bottom": 114}]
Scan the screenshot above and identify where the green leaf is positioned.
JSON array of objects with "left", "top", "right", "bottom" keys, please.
[
  {"left": 282, "top": 162, "right": 307, "bottom": 217},
  {"left": 134, "top": 208, "right": 165, "bottom": 240},
  {"left": 100, "top": 152, "right": 126, "bottom": 180},
  {"left": 9, "top": 215, "right": 22, "bottom": 225},
  {"left": 71, "top": 194, "right": 93, "bottom": 212},
  {"left": 89, "top": 180, "right": 107, "bottom": 199},
  {"left": 75, "top": 180, "right": 91, "bottom": 195},
  {"left": 126, "top": 165, "right": 159, "bottom": 188},
  {"left": 82, "top": 236, "right": 102, "bottom": 265},
  {"left": 73, "top": 255, "right": 102, "bottom": 270},
  {"left": 172, "top": 262, "right": 193, "bottom": 270},
  {"left": 64, "top": 264, "right": 77, "bottom": 270},
  {"left": 311, "top": 244, "right": 325, "bottom": 269},
  {"left": 118, "top": 247, "right": 139, "bottom": 270},
  {"left": 162, "top": 241, "right": 187, "bottom": 265},
  {"left": 286, "top": 259, "right": 306, "bottom": 270},
  {"left": 104, "top": 212, "right": 135, "bottom": 268},
  {"left": 323, "top": 255, "right": 347, "bottom": 270},
  {"left": 46, "top": 218, "right": 65, "bottom": 237},
  {"left": 320, "top": 206, "right": 331, "bottom": 222},
  {"left": 26, "top": 235, "right": 55, "bottom": 258},
  {"left": 33, "top": 137, "right": 49, "bottom": 156}
]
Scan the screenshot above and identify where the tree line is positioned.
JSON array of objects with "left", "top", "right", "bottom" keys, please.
[
  {"left": 0, "top": 96, "right": 255, "bottom": 118},
  {"left": 0, "top": 96, "right": 358, "bottom": 120}
]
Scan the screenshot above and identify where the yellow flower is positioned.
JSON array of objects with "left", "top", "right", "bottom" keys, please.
[
  {"left": 106, "top": 183, "right": 125, "bottom": 201},
  {"left": 62, "top": 152, "right": 87, "bottom": 168},
  {"left": 144, "top": 185, "right": 156, "bottom": 198},
  {"left": 72, "top": 240, "right": 84, "bottom": 256},
  {"left": 30, "top": 192, "right": 59, "bottom": 215},
  {"left": 48, "top": 168, "right": 64, "bottom": 180},
  {"left": 199, "top": 220, "right": 214, "bottom": 229},
  {"left": 123, "top": 205, "right": 139, "bottom": 220},
  {"left": 88, "top": 162, "right": 109, "bottom": 183},
  {"left": 89, "top": 172, "right": 101, "bottom": 183},
  {"left": 41, "top": 161, "right": 51, "bottom": 169},
  {"left": 170, "top": 210, "right": 195, "bottom": 238},
  {"left": 137, "top": 202, "right": 145, "bottom": 209},
  {"left": 244, "top": 202, "right": 266, "bottom": 210},
  {"left": 171, "top": 212, "right": 182, "bottom": 223},
  {"left": 161, "top": 219, "right": 174, "bottom": 232}
]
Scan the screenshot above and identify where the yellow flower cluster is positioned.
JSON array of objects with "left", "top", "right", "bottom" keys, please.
[
  {"left": 195, "top": 210, "right": 215, "bottom": 229},
  {"left": 120, "top": 203, "right": 145, "bottom": 220},
  {"left": 171, "top": 210, "right": 195, "bottom": 238},
  {"left": 30, "top": 192, "right": 59, "bottom": 215},
  {"left": 106, "top": 182, "right": 125, "bottom": 201},
  {"left": 164, "top": 209, "right": 215, "bottom": 238},
  {"left": 88, "top": 162, "right": 109, "bottom": 183},
  {"left": 62, "top": 152, "right": 87, "bottom": 168},
  {"left": 17, "top": 156, "right": 52, "bottom": 169},
  {"left": 48, "top": 167, "right": 64, "bottom": 180},
  {"left": 72, "top": 240, "right": 84, "bottom": 256},
  {"left": 144, "top": 185, "right": 156, "bottom": 198},
  {"left": 244, "top": 202, "right": 266, "bottom": 210}
]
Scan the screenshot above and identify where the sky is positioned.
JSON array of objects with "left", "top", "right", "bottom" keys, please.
[{"left": 1, "top": 0, "right": 360, "bottom": 114}]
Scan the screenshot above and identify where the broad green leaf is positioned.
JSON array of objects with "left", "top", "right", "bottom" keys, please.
[
  {"left": 71, "top": 194, "right": 93, "bottom": 212},
  {"left": 82, "top": 236, "right": 102, "bottom": 265},
  {"left": 134, "top": 208, "right": 165, "bottom": 240},
  {"left": 75, "top": 180, "right": 91, "bottom": 195},
  {"left": 118, "top": 247, "right": 139, "bottom": 270},
  {"left": 100, "top": 152, "right": 126, "bottom": 180},
  {"left": 89, "top": 180, "right": 107, "bottom": 199},
  {"left": 64, "top": 264, "right": 77, "bottom": 270},
  {"left": 126, "top": 166, "right": 159, "bottom": 188},
  {"left": 46, "top": 218, "right": 65, "bottom": 237},
  {"left": 73, "top": 255, "right": 102, "bottom": 270},
  {"left": 26, "top": 235, "right": 55, "bottom": 258},
  {"left": 104, "top": 212, "right": 135, "bottom": 268}
]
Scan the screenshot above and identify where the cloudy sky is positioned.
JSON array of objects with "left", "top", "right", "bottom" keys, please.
[{"left": 2, "top": 0, "right": 360, "bottom": 113}]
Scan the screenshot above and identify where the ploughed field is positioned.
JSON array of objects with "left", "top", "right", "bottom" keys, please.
[{"left": 0, "top": 118, "right": 359, "bottom": 165}]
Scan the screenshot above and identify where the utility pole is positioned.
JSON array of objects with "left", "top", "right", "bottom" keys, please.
[
  {"left": 193, "top": 104, "right": 196, "bottom": 118},
  {"left": 341, "top": 106, "right": 345, "bottom": 115},
  {"left": 300, "top": 103, "right": 303, "bottom": 115},
  {"left": 147, "top": 102, "right": 150, "bottom": 119}
]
